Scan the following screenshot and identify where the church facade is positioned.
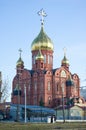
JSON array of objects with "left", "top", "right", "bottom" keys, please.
[{"left": 11, "top": 10, "right": 84, "bottom": 108}]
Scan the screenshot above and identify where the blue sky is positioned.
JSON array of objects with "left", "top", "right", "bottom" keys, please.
[{"left": 0, "top": 0, "right": 86, "bottom": 100}]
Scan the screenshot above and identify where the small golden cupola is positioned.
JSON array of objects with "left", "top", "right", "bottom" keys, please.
[
  {"left": 61, "top": 48, "right": 69, "bottom": 69},
  {"left": 35, "top": 47, "right": 44, "bottom": 70},
  {"left": 16, "top": 49, "right": 24, "bottom": 70},
  {"left": 36, "top": 49, "right": 44, "bottom": 61}
]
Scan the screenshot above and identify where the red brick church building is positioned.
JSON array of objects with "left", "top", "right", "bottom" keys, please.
[{"left": 11, "top": 9, "right": 84, "bottom": 108}]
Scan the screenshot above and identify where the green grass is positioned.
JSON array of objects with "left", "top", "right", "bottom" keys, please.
[{"left": 0, "top": 122, "right": 86, "bottom": 130}]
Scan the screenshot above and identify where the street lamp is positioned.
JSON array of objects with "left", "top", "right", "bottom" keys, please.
[
  {"left": 24, "top": 84, "right": 27, "bottom": 123},
  {"left": 16, "top": 73, "right": 21, "bottom": 122},
  {"left": 61, "top": 82, "right": 65, "bottom": 123},
  {"left": 60, "top": 70, "right": 66, "bottom": 123}
]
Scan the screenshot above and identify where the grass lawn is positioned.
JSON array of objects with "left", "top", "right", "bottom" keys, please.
[{"left": 0, "top": 122, "right": 86, "bottom": 130}]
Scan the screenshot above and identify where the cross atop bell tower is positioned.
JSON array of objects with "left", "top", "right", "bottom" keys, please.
[
  {"left": 19, "top": 48, "right": 22, "bottom": 58},
  {"left": 37, "top": 9, "right": 47, "bottom": 26},
  {"left": 63, "top": 47, "right": 67, "bottom": 57}
]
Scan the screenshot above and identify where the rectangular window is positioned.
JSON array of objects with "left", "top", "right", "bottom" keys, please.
[
  {"left": 32, "top": 55, "right": 35, "bottom": 64},
  {"left": 41, "top": 63, "right": 43, "bottom": 68},
  {"left": 44, "top": 55, "right": 46, "bottom": 63},
  {"left": 48, "top": 55, "right": 50, "bottom": 64},
  {"left": 48, "top": 81, "right": 51, "bottom": 91}
]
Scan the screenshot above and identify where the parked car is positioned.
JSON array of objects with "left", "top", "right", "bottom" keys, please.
[{"left": 0, "top": 114, "right": 4, "bottom": 120}]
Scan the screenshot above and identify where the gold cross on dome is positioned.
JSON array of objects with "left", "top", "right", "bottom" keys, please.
[
  {"left": 19, "top": 48, "right": 22, "bottom": 58},
  {"left": 63, "top": 47, "right": 67, "bottom": 56},
  {"left": 37, "top": 9, "right": 47, "bottom": 25}
]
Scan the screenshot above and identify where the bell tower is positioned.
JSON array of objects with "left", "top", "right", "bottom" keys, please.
[{"left": 31, "top": 9, "right": 54, "bottom": 71}]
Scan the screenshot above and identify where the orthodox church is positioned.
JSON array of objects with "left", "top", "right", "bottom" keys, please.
[{"left": 11, "top": 9, "right": 84, "bottom": 108}]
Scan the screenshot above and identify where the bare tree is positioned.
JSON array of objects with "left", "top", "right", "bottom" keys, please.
[{"left": 1, "top": 77, "right": 11, "bottom": 103}]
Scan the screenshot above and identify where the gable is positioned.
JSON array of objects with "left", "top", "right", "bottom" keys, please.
[{"left": 70, "top": 105, "right": 83, "bottom": 111}]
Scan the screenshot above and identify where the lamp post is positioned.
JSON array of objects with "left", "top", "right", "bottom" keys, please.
[
  {"left": 60, "top": 70, "right": 66, "bottom": 123},
  {"left": 61, "top": 82, "right": 65, "bottom": 123},
  {"left": 39, "top": 97, "right": 44, "bottom": 122},
  {"left": 24, "top": 84, "right": 27, "bottom": 123},
  {"left": 16, "top": 73, "right": 21, "bottom": 122}
]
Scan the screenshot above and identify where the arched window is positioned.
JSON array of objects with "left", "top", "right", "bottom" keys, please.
[
  {"left": 28, "top": 84, "right": 30, "bottom": 91},
  {"left": 61, "top": 70, "right": 66, "bottom": 78},
  {"left": 41, "top": 81, "right": 43, "bottom": 92},
  {"left": 48, "top": 81, "right": 51, "bottom": 91},
  {"left": 41, "top": 63, "right": 43, "bottom": 68},
  {"left": 57, "top": 84, "right": 58, "bottom": 91},
  {"left": 49, "top": 55, "right": 52, "bottom": 64},
  {"left": 48, "top": 55, "right": 50, "bottom": 64},
  {"left": 57, "top": 99, "right": 60, "bottom": 105},
  {"left": 55, "top": 82, "right": 59, "bottom": 92},
  {"left": 34, "top": 81, "right": 37, "bottom": 91},
  {"left": 32, "top": 56, "right": 34, "bottom": 64},
  {"left": 44, "top": 55, "right": 46, "bottom": 63},
  {"left": 36, "top": 63, "right": 37, "bottom": 68},
  {"left": 48, "top": 97, "right": 51, "bottom": 104},
  {"left": 34, "top": 97, "right": 37, "bottom": 105},
  {"left": 33, "top": 55, "right": 36, "bottom": 64}
]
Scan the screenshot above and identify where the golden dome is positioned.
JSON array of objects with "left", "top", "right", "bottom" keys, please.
[
  {"left": 36, "top": 50, "right": 44, "bottom": 60},
  {"left": 16, "top": 57, "right": 24, "bottom": 67},
  {"left": 16, "top": 49, "right": 24, "bottom": 67},
  {"left": 31, "top": 26, "right": 54, "bottom": 51},
  {"left": 61, "top": 55, "right": 69, "bottom": 65}
]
